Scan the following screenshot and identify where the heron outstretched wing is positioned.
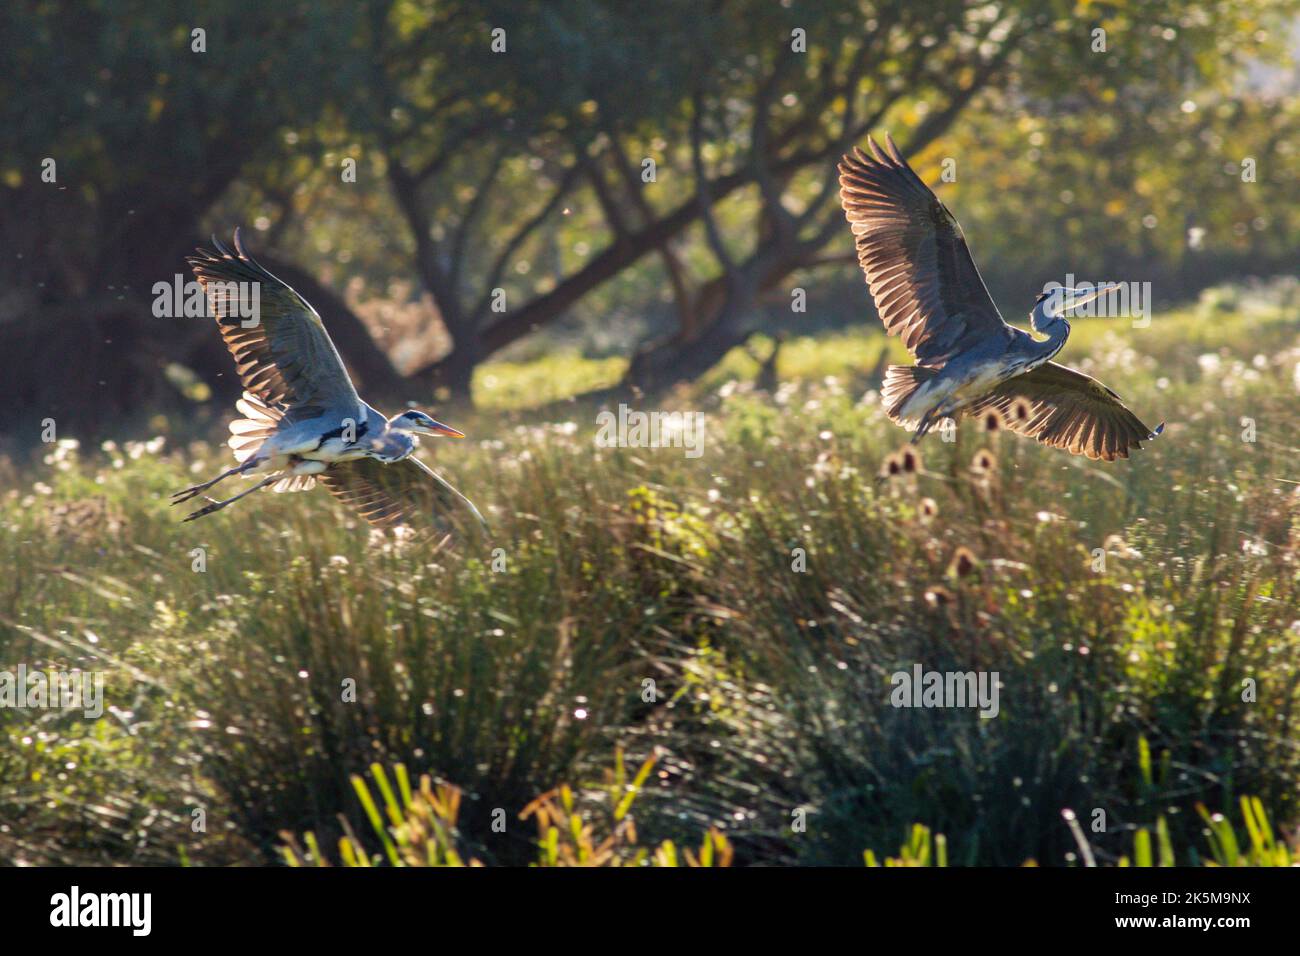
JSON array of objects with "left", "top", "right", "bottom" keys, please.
[
  {"left": 187, "top": 229, "right": 361, "bottom": 419},
  {"left": 838, "top": 134, "right": 1013, "bottom": 365},
  {"left": 318, "top": 456, "right": 488, "bottom": 539},
  {"left": 965, "top": 362, "right": 1163, "bottom": 461}
]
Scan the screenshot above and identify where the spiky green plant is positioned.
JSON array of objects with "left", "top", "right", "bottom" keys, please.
[
  {"left": 280, "top": 753, "right": 733, "bottom": 867},
  {"left": 280, "top": 763, "right": 476, "bottom": 867},
  {"left": 864, "top": 824, "right": 948, "bottom": 867}
]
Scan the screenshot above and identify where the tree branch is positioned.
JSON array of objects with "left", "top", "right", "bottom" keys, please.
[
  {"left": 690, "top": 89, "right": 738, "bottom": 280},
  {"left": 449, "top": 142, "right": 509, "bottom": 294},
  {"left": 470, "top": 152, "right": 589, "bottom": 321},
  {"left": 605, "top": 133, "right": 696, "bottom": 336}
]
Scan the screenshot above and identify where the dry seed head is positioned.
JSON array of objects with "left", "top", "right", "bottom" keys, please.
[
  {"left": 947, "top": 546, "right": 978, "bottom": 577},
  {"left": 979, "top": 408, "right": 1003, "bottom": 432},
  {"left": 924, "top": 585, "right": 954, "bottom": 609},
  {"left": 971, "top": 449, "right": 998, "bottom": 474}
]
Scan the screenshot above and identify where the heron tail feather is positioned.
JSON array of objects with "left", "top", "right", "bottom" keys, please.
[
  {"left": 229, "top": 390, "right": 284, "bottom": 463},
  {"left": 881, "top": 364, "right": 939, "bottom": 425}
]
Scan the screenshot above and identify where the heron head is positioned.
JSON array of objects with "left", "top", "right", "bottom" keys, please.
[
  {"left": 388, "top": 409, "right": 466, "bottom": 439},
  {"left": 1038, "top": 285, "right": 1122, "bottom": 317}
]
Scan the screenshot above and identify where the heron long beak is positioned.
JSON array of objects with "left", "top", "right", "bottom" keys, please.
[
  {"left": 417, "top": 419, "right": 465, "bottom": 439},
  {"left": 1059, "top": 284, "right": 1122, "bottom": 313}
]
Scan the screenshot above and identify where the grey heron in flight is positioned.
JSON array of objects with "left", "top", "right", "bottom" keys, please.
[
  {"left": 171, "top": 230, "right": 486, "bottom": 538},
  {"left": 838, "top": 135, "right": 1163, "bottom": 461}
]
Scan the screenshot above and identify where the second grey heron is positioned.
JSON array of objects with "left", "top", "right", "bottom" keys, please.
[
  {"left": 838, "top": 134, "right": 1163, "bottom": 461},
  {"left": 171, "top": 230, "right": 486, "bottom": 538}
]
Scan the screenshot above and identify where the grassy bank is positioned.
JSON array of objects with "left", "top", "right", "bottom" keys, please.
[{"left": 3, "top": 284, "right": 1299, "bottom": 866}]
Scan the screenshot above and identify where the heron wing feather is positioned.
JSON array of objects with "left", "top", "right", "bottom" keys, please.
[
  {"left": 318, "top": 456, "right": 487, "bottom": 539},
  {"left": 838, "top": 135, "right": 1011, "bottom": 365},
  {"left": 966, "top": 362, "right": 1161, "bottom": 461},
  {"left": 188, "top": 230, "right": 362, "bottom": 420}
]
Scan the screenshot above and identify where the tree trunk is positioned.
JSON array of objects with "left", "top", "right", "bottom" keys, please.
[
  {"left": 626, "top": 314, "right": 751, "bottom": 395},
  {"left": 622, "top": 247, "right": 787, "bottom": 395},
  {"left": 418, "top": 338, "right": 482, "bottom": 404}
]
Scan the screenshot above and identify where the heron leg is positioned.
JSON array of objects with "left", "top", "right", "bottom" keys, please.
[
  {"left": 912, "top": 400, "right": 961, "bottom": 444},
  {"left": 171, "top": 465, "right": 246, "bottom": 504},
  {"left": 911, "top": 412, "right": 936, "bottom": 444},
  {"left": 181, "top": 473, "right": 279, "bottom": 522},
  {"left": 171, "top": 455, "right": 271, "bottom": 504}
]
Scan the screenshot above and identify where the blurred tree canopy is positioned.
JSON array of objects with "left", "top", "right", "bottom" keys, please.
[{"left": 1, "top": 0, "right": 1296, "bottom": 439}]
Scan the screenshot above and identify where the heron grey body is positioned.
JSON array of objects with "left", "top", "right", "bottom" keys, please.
[
  {"left": 247, "top": 403, "right": 408, "bottom": 467},
  {"left": 838, "top": 134, "right": 1162, "bottom": 461},
  {"left": 897, "top": 307, "right": 1068, "bottom": 437},
  {"left": 172, "top": 231, "right": 485, "bottom": 535}
]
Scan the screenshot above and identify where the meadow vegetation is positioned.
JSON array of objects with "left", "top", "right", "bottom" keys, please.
[{"left": 3, "top": 280, "right": 1299, "bottom": 867}]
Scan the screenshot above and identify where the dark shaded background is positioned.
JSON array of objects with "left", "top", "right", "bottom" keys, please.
[{"left": 2, "top": 0, "right": 1296, "bottom": 446}]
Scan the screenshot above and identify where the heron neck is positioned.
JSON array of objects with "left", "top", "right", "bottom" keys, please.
[
  {"left": 1029, "top": 300, "right": 1055, "bottom": 335},
  {"left": 374, "top": 430, "right": 416, "bottom": 460},
  {"left": 1033, "top": 317, "right": 1069, "bottom": 364}
]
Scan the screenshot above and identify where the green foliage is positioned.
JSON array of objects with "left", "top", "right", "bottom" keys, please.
[
  {"left": 1118, "top": 796, "right": 1293, "bottom": 868},
  {"left": 248, "top": 0, "right": 1297, "bottom": 353},
  {"left": 280, "top": 752, "right": 734, "bottom": 867},
  {"left": 865, "top": 794, "right": 1292, "bottom": 868},
  {"left": 873, "top": 739, "right": 1295, "bottom": 867},
  {"left": 1193, "top": 797, "right": 1293, "bottom": 867},
  {"left": 474, "top": 350, "right": 625, "bottom": 410},
  {"left": 865, "top": 825, "right": 949, "bottom": 868},
  {"left": 281, "top": 763, "right": 477, "bottom": 867}
]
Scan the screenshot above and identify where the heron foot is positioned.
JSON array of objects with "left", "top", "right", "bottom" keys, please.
[
  {"left": 178, "top": 473, "right": 278, "bottom": 522},
  {"left": 182, "top": 499, "right": 228, "bottom": 522},
  {"left": 171, "top": 485, "right": 209, "bottom": 505}
]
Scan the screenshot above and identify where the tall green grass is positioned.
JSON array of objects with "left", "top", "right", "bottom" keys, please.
[{"left": 3, "top": 287, "right": 1299, "bottom": 865}]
